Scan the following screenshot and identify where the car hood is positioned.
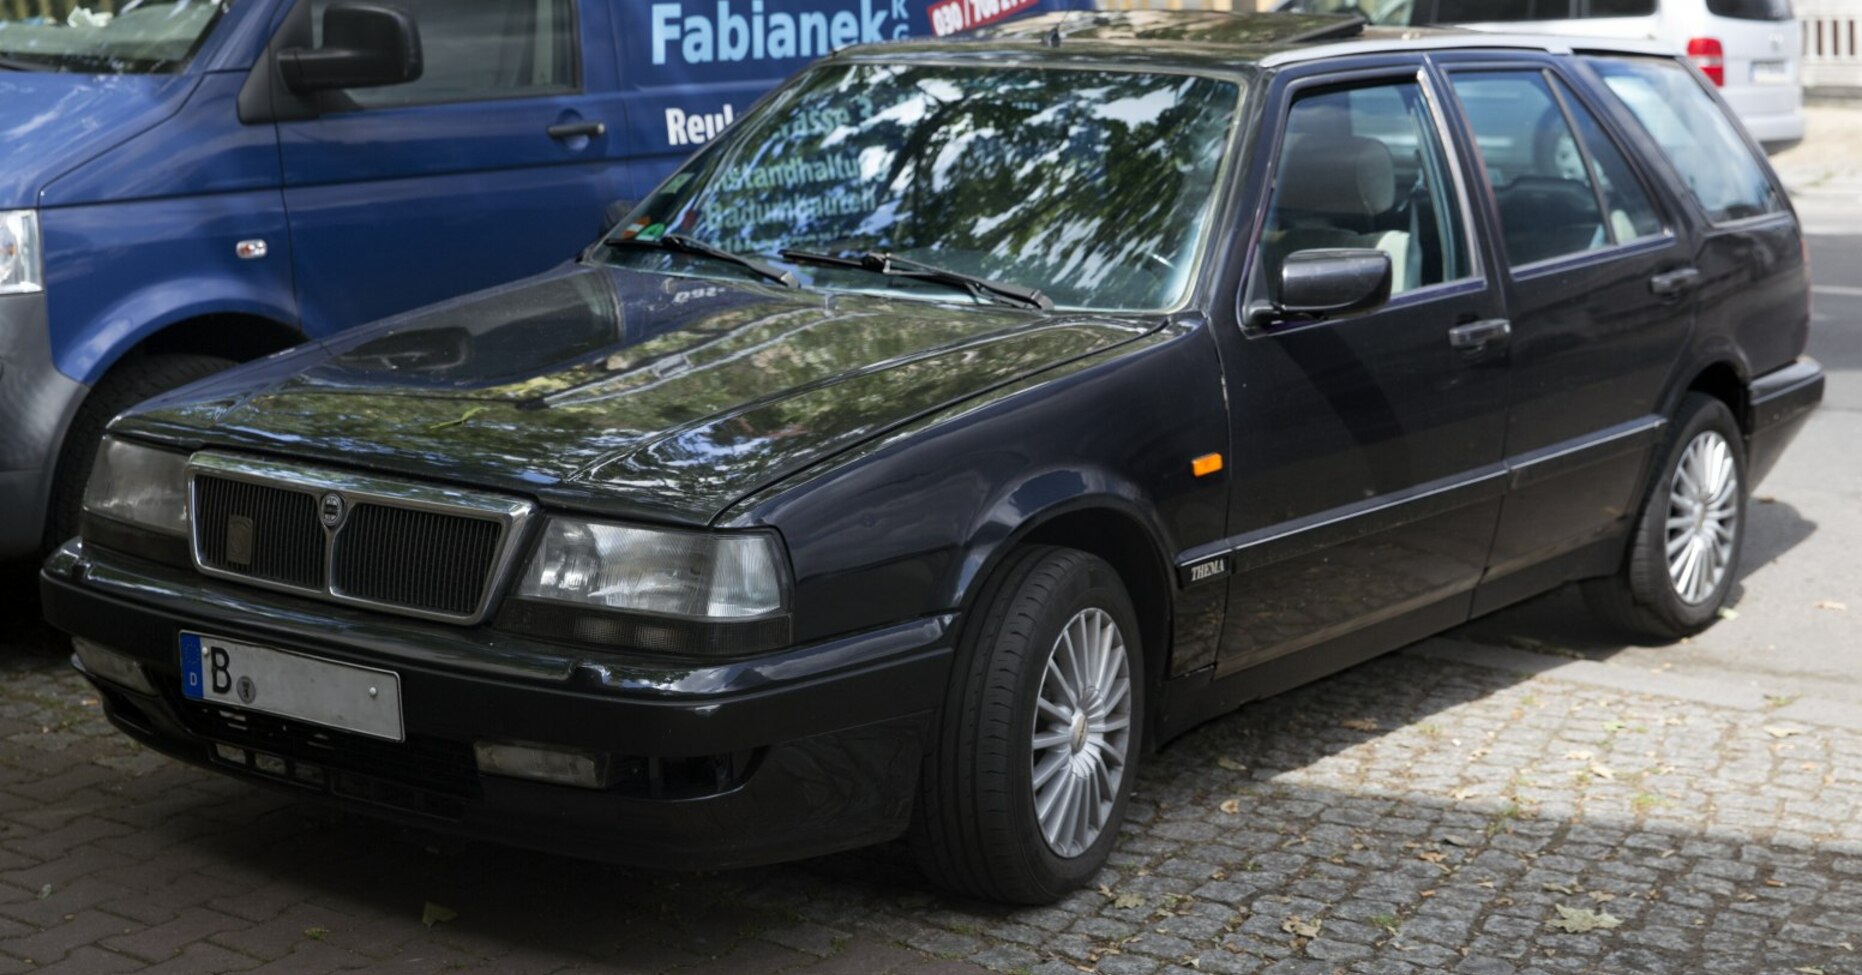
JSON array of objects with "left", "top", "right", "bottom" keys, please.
[
  {"left": 0, "top": 71, "right": 194, "bottom": 208},
  {"left": 118, "top": 265, "right": 1157, "bottom": 525}
]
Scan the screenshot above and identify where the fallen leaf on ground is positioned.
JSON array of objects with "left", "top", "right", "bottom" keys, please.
[
  {"left": 1451, "top": 788, "right": 1478, "bottom": 801},
  {"left": 35, "top": 884, "right": 50, "bottom": 900},
  {"left": 1764, "top": 726, "right": 1806, "bottom": 739},
  {"left": 1216, "top": 756, "right": 1248, "bottom": 773},
  {"left": 1765, "top": 879, "right": 1786, "bottom": 888},
  {"left": 1588, "top": 891, "right": 1617, "bottom": 903},
  {"left": 1439, "top": 834, "right": 1471, "bottom": 847},
  {"left": 1341, "top": 718, "right": 1379, "bottom": 732},
  {"left": 1815, "top": 600, "right": 1848, "bottom": 612},
  {"left": 1565, "top": 750, "right": 1593, "bottom": 761},
  {"left": 304, "top": 927, "right": 329, "bottom": 941},
  {"left": 1542, "top": 883, "right": 1578, "bottom": 895},
  {"left": 1546, "top": 905, "right": 1622, "bottom": 934},
  {"left": 1112, "top": 893, "right": 1146, "bottom": 910},
  {"left": 421, "top": 903, "right": 458, "bottom": 927},
  {"left": 1281, "top": 916, "right": 1322, "bottom": 939},
  {"left": 1795, "top": 968, "right": 1825, "bottom": 975},
  {"left": 1590, "top": 764, "right": 1616, "bottom": 780},
  {"left": 1717, "top": 607, "right": 1740, "bottom": 621},
  {"left": 1418, "top": 851, "right": 1447, "bottom": 864},
  {"left": 1219, "top": 798, "right": 1241, "bottom": 815}
]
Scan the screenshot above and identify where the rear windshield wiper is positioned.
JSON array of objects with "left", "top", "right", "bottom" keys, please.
[
  {"left": 606, "top": 234, "right": 797, "bottom": 289},
  {"left": 780, "top": 249, "right": 1053, "bottom": 311}
]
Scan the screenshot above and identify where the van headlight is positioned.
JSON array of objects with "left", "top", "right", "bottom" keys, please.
[
  {"left": 83, "top": 437, "right": 191, "bottom": 538},
  {"left": 0, "top": 210, "right": 43, "bottom": 295},
  {"left": 505, "top": 519, "right": 792, "bottom": 656}
]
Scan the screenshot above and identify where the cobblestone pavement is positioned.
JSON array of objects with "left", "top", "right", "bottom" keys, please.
[{"left": 3, "top": 605, "right": 1860, "bottom": 975}]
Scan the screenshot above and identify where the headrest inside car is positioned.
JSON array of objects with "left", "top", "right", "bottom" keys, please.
[{"left": 1274, "top": 134, "right": 1397, "bottom": 218}]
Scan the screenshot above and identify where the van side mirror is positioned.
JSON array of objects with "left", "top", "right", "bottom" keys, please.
[
  {"left": 1246, "top": 248, "right": 1393, "bottom": 329},
  {"left": 279, "top": 2, "right": 423, "bottom": 95}
]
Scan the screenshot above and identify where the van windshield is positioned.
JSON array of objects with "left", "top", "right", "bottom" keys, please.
[
  {"left": 0, "top": 0, "right": 229, "bottom": 74},
  {"left": 600, "top": 62, "right": 1243, "bottom": 313}
]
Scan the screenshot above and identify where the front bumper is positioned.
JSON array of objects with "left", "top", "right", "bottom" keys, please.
[
  {"left": 41, "top": 540, "right": 952, "bottom": 870},
  {"left": 0, "top": 293, "right": 86, "bottom": 559}
]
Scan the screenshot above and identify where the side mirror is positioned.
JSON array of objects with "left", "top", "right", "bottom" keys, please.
[
  {"left": 602, "top": 200, "right": 639, "bottom": 234},
  {"left": 1247, "top": 248, "right": 1393, "bottom": 328},
  {"left": 279, "top": 2, "right": 423, "bottom": 95}
]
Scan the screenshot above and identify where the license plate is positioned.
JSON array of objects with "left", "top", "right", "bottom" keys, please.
[
  {"left": 1752, "top": 60, "right": 1790, "bottom": 84},
  {"left": 179, "top": 633, "right": 403, "bottom": 741}
]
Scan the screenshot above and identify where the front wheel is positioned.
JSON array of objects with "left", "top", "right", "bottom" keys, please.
[
  {"left": 1583, "top": 393, "right": 1747, "bottom": 639},
  {"left": 911, "top": 546, "right": 1144, "bottom": 904}
]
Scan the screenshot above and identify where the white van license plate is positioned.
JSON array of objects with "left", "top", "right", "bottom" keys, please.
[
  {"left": 1752, "top": 60, "right": 1790, "bottom": 84},
  {"left": 179, "top": 633, "right": 404, "bottom": 741}
]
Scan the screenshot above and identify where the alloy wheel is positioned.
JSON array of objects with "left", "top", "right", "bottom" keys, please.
[
  {"left": 1030, "top": 607, "right": 1133, "bottom": 858},
  {"left": 1665, "top": 429, "right": 1740, "bottom": 605}
]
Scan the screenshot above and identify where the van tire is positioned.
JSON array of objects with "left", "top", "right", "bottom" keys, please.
[{"left": 41, "top": 353, "right": 235, "bottom": 554}]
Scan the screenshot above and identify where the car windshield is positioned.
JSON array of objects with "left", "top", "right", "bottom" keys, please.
[
  {"left": 600, "top": 62, "right": 1243, "bottom": 313},
  {"left": 0, "top": 0, "right": 229, "bottom": 74}
]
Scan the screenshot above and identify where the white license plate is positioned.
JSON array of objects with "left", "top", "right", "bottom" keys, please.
[
  {"left": 1752, "top": 60, "right": 1790, "bottom": 84},
  {"left": 180, "top": 633, "right": 403, "bottom": 741}
]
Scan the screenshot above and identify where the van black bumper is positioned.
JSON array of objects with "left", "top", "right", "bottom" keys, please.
[
  {"left": 1745, "top": 357, "right": 1824, "bottom": 486},
  {"left": 40, "top": 540, "right": 949, "bottom": 871}
]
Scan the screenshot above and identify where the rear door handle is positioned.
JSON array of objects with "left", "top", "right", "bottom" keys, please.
[
  {"left": 1649, "top": 267, "right": 1701, "bottom": 297},
  {"left": 1448, "top": 318, "right": 1511, "bottom": 351},
  {"left": 547, "top": 121, "right": 606, "bottom": 140}
]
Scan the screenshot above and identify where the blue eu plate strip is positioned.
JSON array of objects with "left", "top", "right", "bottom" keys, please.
[{"left": 179, "top": 633, "right": 205, "bottom": 701}]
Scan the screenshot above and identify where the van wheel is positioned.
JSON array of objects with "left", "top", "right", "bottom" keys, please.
[
  {"left": 1583, "top": 393, "right": 1747, "bottom": 640},
  {"left": 41, "top": 353, "right": 234, "bottom": 553},
  {"left": 911, "top": 546, "right": 1143, "bottom": 904}
]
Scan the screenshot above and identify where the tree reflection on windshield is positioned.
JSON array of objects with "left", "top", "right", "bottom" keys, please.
[{"left": 605, "top": 62, "right": 1242, "bottom": 312}]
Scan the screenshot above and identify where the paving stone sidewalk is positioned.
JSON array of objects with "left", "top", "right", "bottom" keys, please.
[{"left": 2, "top": 609, "right": 1859, "bottom": 975}]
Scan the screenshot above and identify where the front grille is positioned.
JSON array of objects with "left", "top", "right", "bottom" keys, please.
[
  {"left": 331, "top": 504, "right": 503, "bottom": 618},
  {"left": 176, "top": 696, "right": 482, "bottom": 799},
  {"left": 194, "top": 476, "right": 323, "bottom": 590},
  {"left": 186, "top": 454, "right": 533, "bottom": 624}
]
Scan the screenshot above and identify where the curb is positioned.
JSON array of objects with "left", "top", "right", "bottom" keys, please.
[{"left": 1402, "top": 637, "right": 1862, "bottom": 733}]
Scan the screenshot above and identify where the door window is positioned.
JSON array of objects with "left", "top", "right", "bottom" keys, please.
[
  {"left": 310, "top": 0, "right": 577, "bottom": 109},
  {"left": 1553, "top": 76, "right": 1664, "bottom": 243},
  {"left": 1451, "top": 70, "right": 1638, "bottom": 267},
  {"left": 1586, "top": 57, "right": 1787, "bottom": 223},
  {"left": 1259, "top": 80, "right": 1472, "bottom": 300}
]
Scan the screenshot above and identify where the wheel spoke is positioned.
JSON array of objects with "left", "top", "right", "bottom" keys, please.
[
  {"left": 1032, "top": 728, "right": 1074, "bottom": 751},
  {"left": 1045, "top": 656, "right": 1077, "bottom": 710},
  {"left": 1032, "top": 749, "right": 1069, "bottom": 791}
]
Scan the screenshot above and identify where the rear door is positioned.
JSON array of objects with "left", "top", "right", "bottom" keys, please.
[
  {"left": 1209, "top": 62, "right": 1511, "bottom": 673},
  {"left": 1436, "top": 56, "right": 1695, "bottom": 611},
  {"left": 275, "top": 0, "right": 631, "bottom": 334}
]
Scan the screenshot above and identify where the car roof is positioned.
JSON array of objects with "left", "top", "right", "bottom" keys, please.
[{"left": 832, "top": 10, "right": 1676, "bottom": 74}]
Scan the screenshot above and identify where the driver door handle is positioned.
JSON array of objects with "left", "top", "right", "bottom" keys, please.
[
  {"left": 548, "top": 121, "right": 607, "bottom": 141},
  {"left": 1448, "top": 318, "right": 1511, "bottom": 351}
]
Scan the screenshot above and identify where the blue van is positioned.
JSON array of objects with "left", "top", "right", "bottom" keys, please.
[{"left": 0, "top": 0, "right": 1084, "bottom": 559}]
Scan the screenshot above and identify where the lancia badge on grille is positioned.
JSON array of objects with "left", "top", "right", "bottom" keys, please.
[
  {"left": 320, "top": 492, "right": 346, "bottom": 529},
  {"left": 226, "top": 515, "right": 254, "bottom": 567}
]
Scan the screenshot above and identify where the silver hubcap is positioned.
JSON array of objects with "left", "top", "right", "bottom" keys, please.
[
  {"left": 1665, "top": 430, "right": 1739, "bottom": 605},
  {"left": 1031, "top": 608, "right": 1132, "bottom": 858}
]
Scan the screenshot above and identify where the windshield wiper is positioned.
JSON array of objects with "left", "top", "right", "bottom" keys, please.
[
  {"left": 605, "top": 234, "right": 797, "bottom": 289},
  {"left": 779, "top": 250, "right": 1053, "bottom": 311},
  {"left": 0, "top": 55, "right": 49, "bottom": 72}
]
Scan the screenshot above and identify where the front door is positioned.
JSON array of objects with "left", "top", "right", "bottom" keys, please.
[
  {"left": 273, "top": 0, "right": 631, "bottom": 335},
  {"left": 1211, "top": 66, "right": 1511, "bottom": 673}
]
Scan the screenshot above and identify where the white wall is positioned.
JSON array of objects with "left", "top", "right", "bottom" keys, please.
[{"left": 1800, "top": 0, "right": 1862, "bottom": 90}]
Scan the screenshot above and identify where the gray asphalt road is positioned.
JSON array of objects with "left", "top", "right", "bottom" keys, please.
[{"left": 1451, "top": 229, "right": 1862, "bottom": 704}]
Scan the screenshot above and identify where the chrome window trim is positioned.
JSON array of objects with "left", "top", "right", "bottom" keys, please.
[{"left": 186, "top": 452, "right": 536, "bottom": 626}]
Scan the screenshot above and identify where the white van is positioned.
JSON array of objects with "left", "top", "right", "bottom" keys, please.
[{"left": 1276, "top": 0, "right": 1805, "bottom": 150}]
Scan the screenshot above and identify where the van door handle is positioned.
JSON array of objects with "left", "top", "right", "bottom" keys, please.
[
  {"left": 547, "top": 121, "right": 606, "bottom": 140},
  {"left": 1649, "top": 267, "right": 1701, "bottom": 297},
  {"left": 1448, "top": 318, "right": 1511, "bottom": 351}
]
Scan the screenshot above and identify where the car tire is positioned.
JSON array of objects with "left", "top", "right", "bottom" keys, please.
[
  {"left": 1583, "top": 393, "right": 1748, "bottom": 640},
  {"left": 41, "top": 353, "right": 234, "bottom": 554},
  {"left": 911, "top": 545, "right": 1144, "bottom": 904}
]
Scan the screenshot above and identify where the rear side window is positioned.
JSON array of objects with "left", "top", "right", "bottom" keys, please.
[
  {"left": 1706, "top": 0, "right": 1792, "bottom": 20},
  {"left": 1587, "top": 57, "right": 1786, "bottom": 222},
  {"left": 1451, "top": 71, "right": 1610, "bottom": 266},
  {"left": 1551, "top": 77, "right": 1664, "bottom": 242},
  {"left": 310, "top": 0, "right": 578, "bottom": 109}
]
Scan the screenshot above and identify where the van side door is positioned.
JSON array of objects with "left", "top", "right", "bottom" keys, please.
[{"left": 263, "top": 0, "right": 631, "bottom": 335}]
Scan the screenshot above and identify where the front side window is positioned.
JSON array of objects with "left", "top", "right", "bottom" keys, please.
[
  {"left": 1587, "top": 57, "right": 1786, "bottom": 223},
  {"left": 310, "top": 0, "right": 576, "bottom": 109},
  {"left": 1452, "top": 70, "right": 1616, "bottom": 267},
  {"left": 1259, "top": 80, "right": 1472, "bottom": 299},
  {"left": 604, "top": 63, "right": 1243, "bottom": 313},
  {"left": 0, "top": 0, "right": 230, "bottom": 73}
]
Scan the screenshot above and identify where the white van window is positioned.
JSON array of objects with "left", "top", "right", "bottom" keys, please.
[
  {"left": 311, "top": 0, "right": 577, "bottom": 109},
  {"left": 1706, "top": 0, "right": 1792, "bottom": 20},
  {"left": 1587, "top": 57, "right": 1786, "bottom": 222}
]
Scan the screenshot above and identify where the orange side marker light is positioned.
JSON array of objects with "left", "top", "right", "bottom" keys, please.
[{"left": 1191, "top": 453, "right": 1224, "bottom": 478}]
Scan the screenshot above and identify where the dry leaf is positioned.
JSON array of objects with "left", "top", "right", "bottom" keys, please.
[
  {"left": 1219, "top": 798, "right": 1241, "bottom": 815},
  {"left": 1216, "top": 756, "right": 1248, "bottom": 773},
  {"left": 1765, "top": 879, "right": 1786, "bottom": 888},
  {"left": 1795, "top": 968, "right": 1825, "bottom": 975},
  {"left": 1439, "top": 834, "right": 1471, "bottom": 847},
  {"left": 1815, "top": 600, "right": 1848, "bottom": 612},
  {"left": 1542, "top": 883, "right": 1578, "bottom": 895},
  {"left": 421, "top": 902, "right": 458, "bottom": 927},
  {"left": 1451, "top": 787, "right": 1478, "bottom": 801},
  {"left": 1764, "top": 726, "right": 1806, "bottom": 739},
  {"left": 1588, "top": 891, "right": 1617, "bottom": 903},
  {"left": 1590, "top": 764, "right": 1616, "bottom": 781},
  {"left": 1418, "top": 851, "right": 1447, "bottom": 863},
  {"left": 1565, "top": 750, "right": 1593, "bottom": 761},
  {"left": 1281, "top": 916, "right": 1322, "bottom": 939},
  {"left": 1113, "top": 892, "right": 1146, "bottom": 910},
  {"left": 1341, "top": 718, "right": 1379, "bottom": 732},
  {"left": 1717, "top": 607, "right": 1740, "bottom": 620},
  {"left": 1546, "top": 905, "right": 1621, "bottom": 934},
  {"left": 304, "top": 927, "right": 330, "bottom": 941}
]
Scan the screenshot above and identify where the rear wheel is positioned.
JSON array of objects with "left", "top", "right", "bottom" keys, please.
[
  {"left": 42, "top": 353, "right": 234, "bottom": 553},
  {"left": 911, "top": 546, "right": 1144, "bottom": 904},
  {"left": 1583, "top": 393, "right": 1747, "bottom": 639}
]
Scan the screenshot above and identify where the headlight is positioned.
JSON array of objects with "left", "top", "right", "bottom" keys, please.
[
  {"left": 83, "top": 437, "right": 191, "bottom": 538},
  {"left": 0, "top": 210, "right": 43, "bottom": 295},
  {"left": 505, "top": 518, "right": 793, "bottom": 657},
  {"left": 517, "top": 519, "right": 786, "bottom": 619}
]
